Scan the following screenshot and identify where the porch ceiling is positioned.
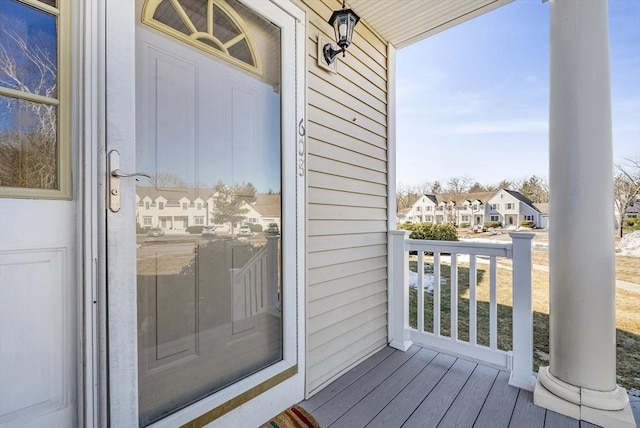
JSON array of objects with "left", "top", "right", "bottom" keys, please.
[{"left": 348, "top": 0, "right": 514, "bottom": 49}]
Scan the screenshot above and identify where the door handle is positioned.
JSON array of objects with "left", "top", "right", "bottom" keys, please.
[
  {"left": 111, "top": 169, "right": 152, "bottom": 179},
  {"left": 108, "top": 150, "right": 151, "bottom": 212}
]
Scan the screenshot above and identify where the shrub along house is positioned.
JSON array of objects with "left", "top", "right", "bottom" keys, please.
[{"left": 0, "top": 0, "right": 633, "bottom": 427}]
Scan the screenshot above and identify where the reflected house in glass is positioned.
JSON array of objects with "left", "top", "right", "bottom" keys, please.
[{"left": 0, "top": 0, "right": 634, "bottom": 427}]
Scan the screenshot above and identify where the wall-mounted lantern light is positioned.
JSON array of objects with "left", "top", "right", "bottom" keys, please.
[{"left": 323, "top": 1, "right": 360, "bottom": 65}]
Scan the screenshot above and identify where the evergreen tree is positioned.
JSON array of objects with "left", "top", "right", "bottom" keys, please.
[{"left": 211, "top": 181, "right": 257, "bottom": 235}]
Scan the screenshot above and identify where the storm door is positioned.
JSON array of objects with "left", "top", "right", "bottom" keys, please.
[{"left": 105, "top": 0, "right": 301, "bottom": 425}]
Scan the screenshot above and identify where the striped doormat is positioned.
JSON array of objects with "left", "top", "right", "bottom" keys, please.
[{"left": 260, "top": 405, "right": 320, "bottom": 428}]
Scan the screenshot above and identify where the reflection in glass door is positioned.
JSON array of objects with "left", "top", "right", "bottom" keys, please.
[{"left": 135, "top": 0, "right": 282, "bottom": 424}]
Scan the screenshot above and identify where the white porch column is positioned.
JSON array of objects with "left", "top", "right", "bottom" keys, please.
[{"left": 533, "top": 1, "right": 635, "bottom": 426}]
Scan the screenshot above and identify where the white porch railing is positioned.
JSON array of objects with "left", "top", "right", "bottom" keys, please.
[
  {"left": 230, "top": 235, "right": 280, "bottom": 333},
  {"left": 388, "top": 230, "right": 536, "bottom": 390}
]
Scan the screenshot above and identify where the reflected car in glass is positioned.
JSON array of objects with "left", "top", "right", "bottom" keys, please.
[
  {"left": 265, "top": 223, "right": 279, "bottom": 235},
  {"left": 201, "top": 226, "right": 216, "bottom": 238},
  {"left": 238, "top": 224, "right": 252, "bottom": 236},
  {"left": 146, "top": 227, "right": 164, "bottom": 237}
]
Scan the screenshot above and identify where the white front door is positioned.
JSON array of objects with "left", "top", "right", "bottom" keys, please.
[
  {"left": 105, "top": 1, "right": 304, "bottom": 426},
  {"left": 0, "top": 0, "right": 77, "bottom": 427}
]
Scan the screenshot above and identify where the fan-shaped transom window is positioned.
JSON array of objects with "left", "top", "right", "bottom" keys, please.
[{"left": 142, "top": 0, "right": 262, "bottom": 75}]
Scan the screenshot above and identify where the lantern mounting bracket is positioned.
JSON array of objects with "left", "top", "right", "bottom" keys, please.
[{"left": 323, "top": 44, "right": 345, "bottom": 65}]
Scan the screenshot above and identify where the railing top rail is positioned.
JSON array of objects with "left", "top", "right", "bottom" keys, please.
[{"left": 405, "top": 238, "right": 512, "bottom": 258}]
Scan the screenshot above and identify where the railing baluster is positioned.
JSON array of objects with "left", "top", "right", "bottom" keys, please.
[
  {"left": 450, "top": 253, "right": 458, "bottom": 341},
  {"left": 469, "top": 255, "right": 477, "bottom": 346},
  {"left": 434, "top": 252, "right": 441, "bottom": 337},
  {"left": 417, "top": 251, "right": 425, "bottom": 333},
  {"left": 490, "top": 255, "right": 497, "bottom": 350}
]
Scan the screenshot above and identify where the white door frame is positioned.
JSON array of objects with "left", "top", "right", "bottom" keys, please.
[{"left": 92, "top": 1, "right": 306, "bottom": 426}]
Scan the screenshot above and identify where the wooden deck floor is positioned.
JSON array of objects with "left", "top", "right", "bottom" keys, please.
[{"left": 300, "top": 345, "right": 640, "bottom": 428}]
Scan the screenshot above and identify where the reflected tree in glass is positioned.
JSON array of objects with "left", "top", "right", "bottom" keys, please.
[{"left": 0, "top": 1, "right": 58, "bottom": 189}]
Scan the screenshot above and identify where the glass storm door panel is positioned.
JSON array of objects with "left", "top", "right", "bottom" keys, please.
[{"left": 135, "top": 0, "right": 282, "bottom": 424}]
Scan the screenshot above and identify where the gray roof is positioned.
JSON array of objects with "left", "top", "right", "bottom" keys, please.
[{"left": 504, "top": 189, "right": 539, "bottom": 212}]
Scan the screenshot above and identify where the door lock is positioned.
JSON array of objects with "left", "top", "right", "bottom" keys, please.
[{"left": 108, "top": 150, "right": 151, "bottom": 212}]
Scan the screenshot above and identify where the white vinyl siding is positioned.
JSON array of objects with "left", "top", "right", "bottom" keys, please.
[{"left": 302, "top": 0, "right": 389, "bottom": 396}]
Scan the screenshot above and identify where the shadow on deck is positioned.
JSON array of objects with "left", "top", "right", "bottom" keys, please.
[{"left": 300, "top": 345, "right": 640, "bottom": 428}]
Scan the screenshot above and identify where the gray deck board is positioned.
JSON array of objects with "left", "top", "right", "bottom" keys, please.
[
  {"left": 300, "top": 346, "right": 395, "bottom": 412},
  {"left": 509, "top": 389, "right": 546, "bottom": 428},
  {"left": 310, "top": 346, "right": 420, "bottom": 427},
  {"left": 300, "top": 346, "right": 639, "bottom": 428},
  {"left": 401, "top": 358, "right": 477, "bottom": 427},
  {"left": 545, "top": 410, "right": 579, "bottom": 428},
  {"left": 630, "top": 399, "right": 640, "bottom": 426},
  {"left": 437, "top": 364, "right": 499, "bottom": 428},
  {"left": 366, "top": 352, "right": 457, "bottom": 428},
  {"left": 474, "top": 371, "right": 520, "bottom": 428},
  {"left": 330, "top": 347, "right": 438, "bottom": 428}
]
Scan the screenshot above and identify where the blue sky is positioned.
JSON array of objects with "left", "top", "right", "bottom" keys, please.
[{"left": 396, "top": 0, "right": 640, "bottom": 186}]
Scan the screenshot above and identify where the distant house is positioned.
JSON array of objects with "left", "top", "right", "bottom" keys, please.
[
  {"left": 534, "top": 202, "right": 550, "bottom": 228},
  {"left": 244, "top": 194, "right": 282, "bottom": 230},
  {"left": 486, "top": 189, "right": 541, "bottom": 228},
  {"left": 625, "top": 196, "right": 640, "bottom": 219},
  {"left": 396, "top": 207, "right": 412, "bottom": 224},
  {"left": 400, "top": 189, "right": 545, "bottom": 229},
  {"left": 135, "top": 187, "right": 281, "bottom": 232},
  {"left": 404, "top": 194, "right": 439, "bottom": 223},
  {"left": 136, "top": 187, "right": 215, "bottom": 231}
]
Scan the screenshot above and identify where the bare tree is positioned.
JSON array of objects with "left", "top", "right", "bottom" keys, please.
[
  {"left": 396, "top": 183, "right": 421, "bottom": 211},
  {"left": 614, "top": 158, "right": 640, "bottom": 238},
  {"left": 446, "top": 176, "right": 472, "bottom": 195},
  {"left": 0, "top": 16, "right": 57, "bottom": 188},
  {"left": 152, "top": 172, "right": 190, "bottom": 188}
]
